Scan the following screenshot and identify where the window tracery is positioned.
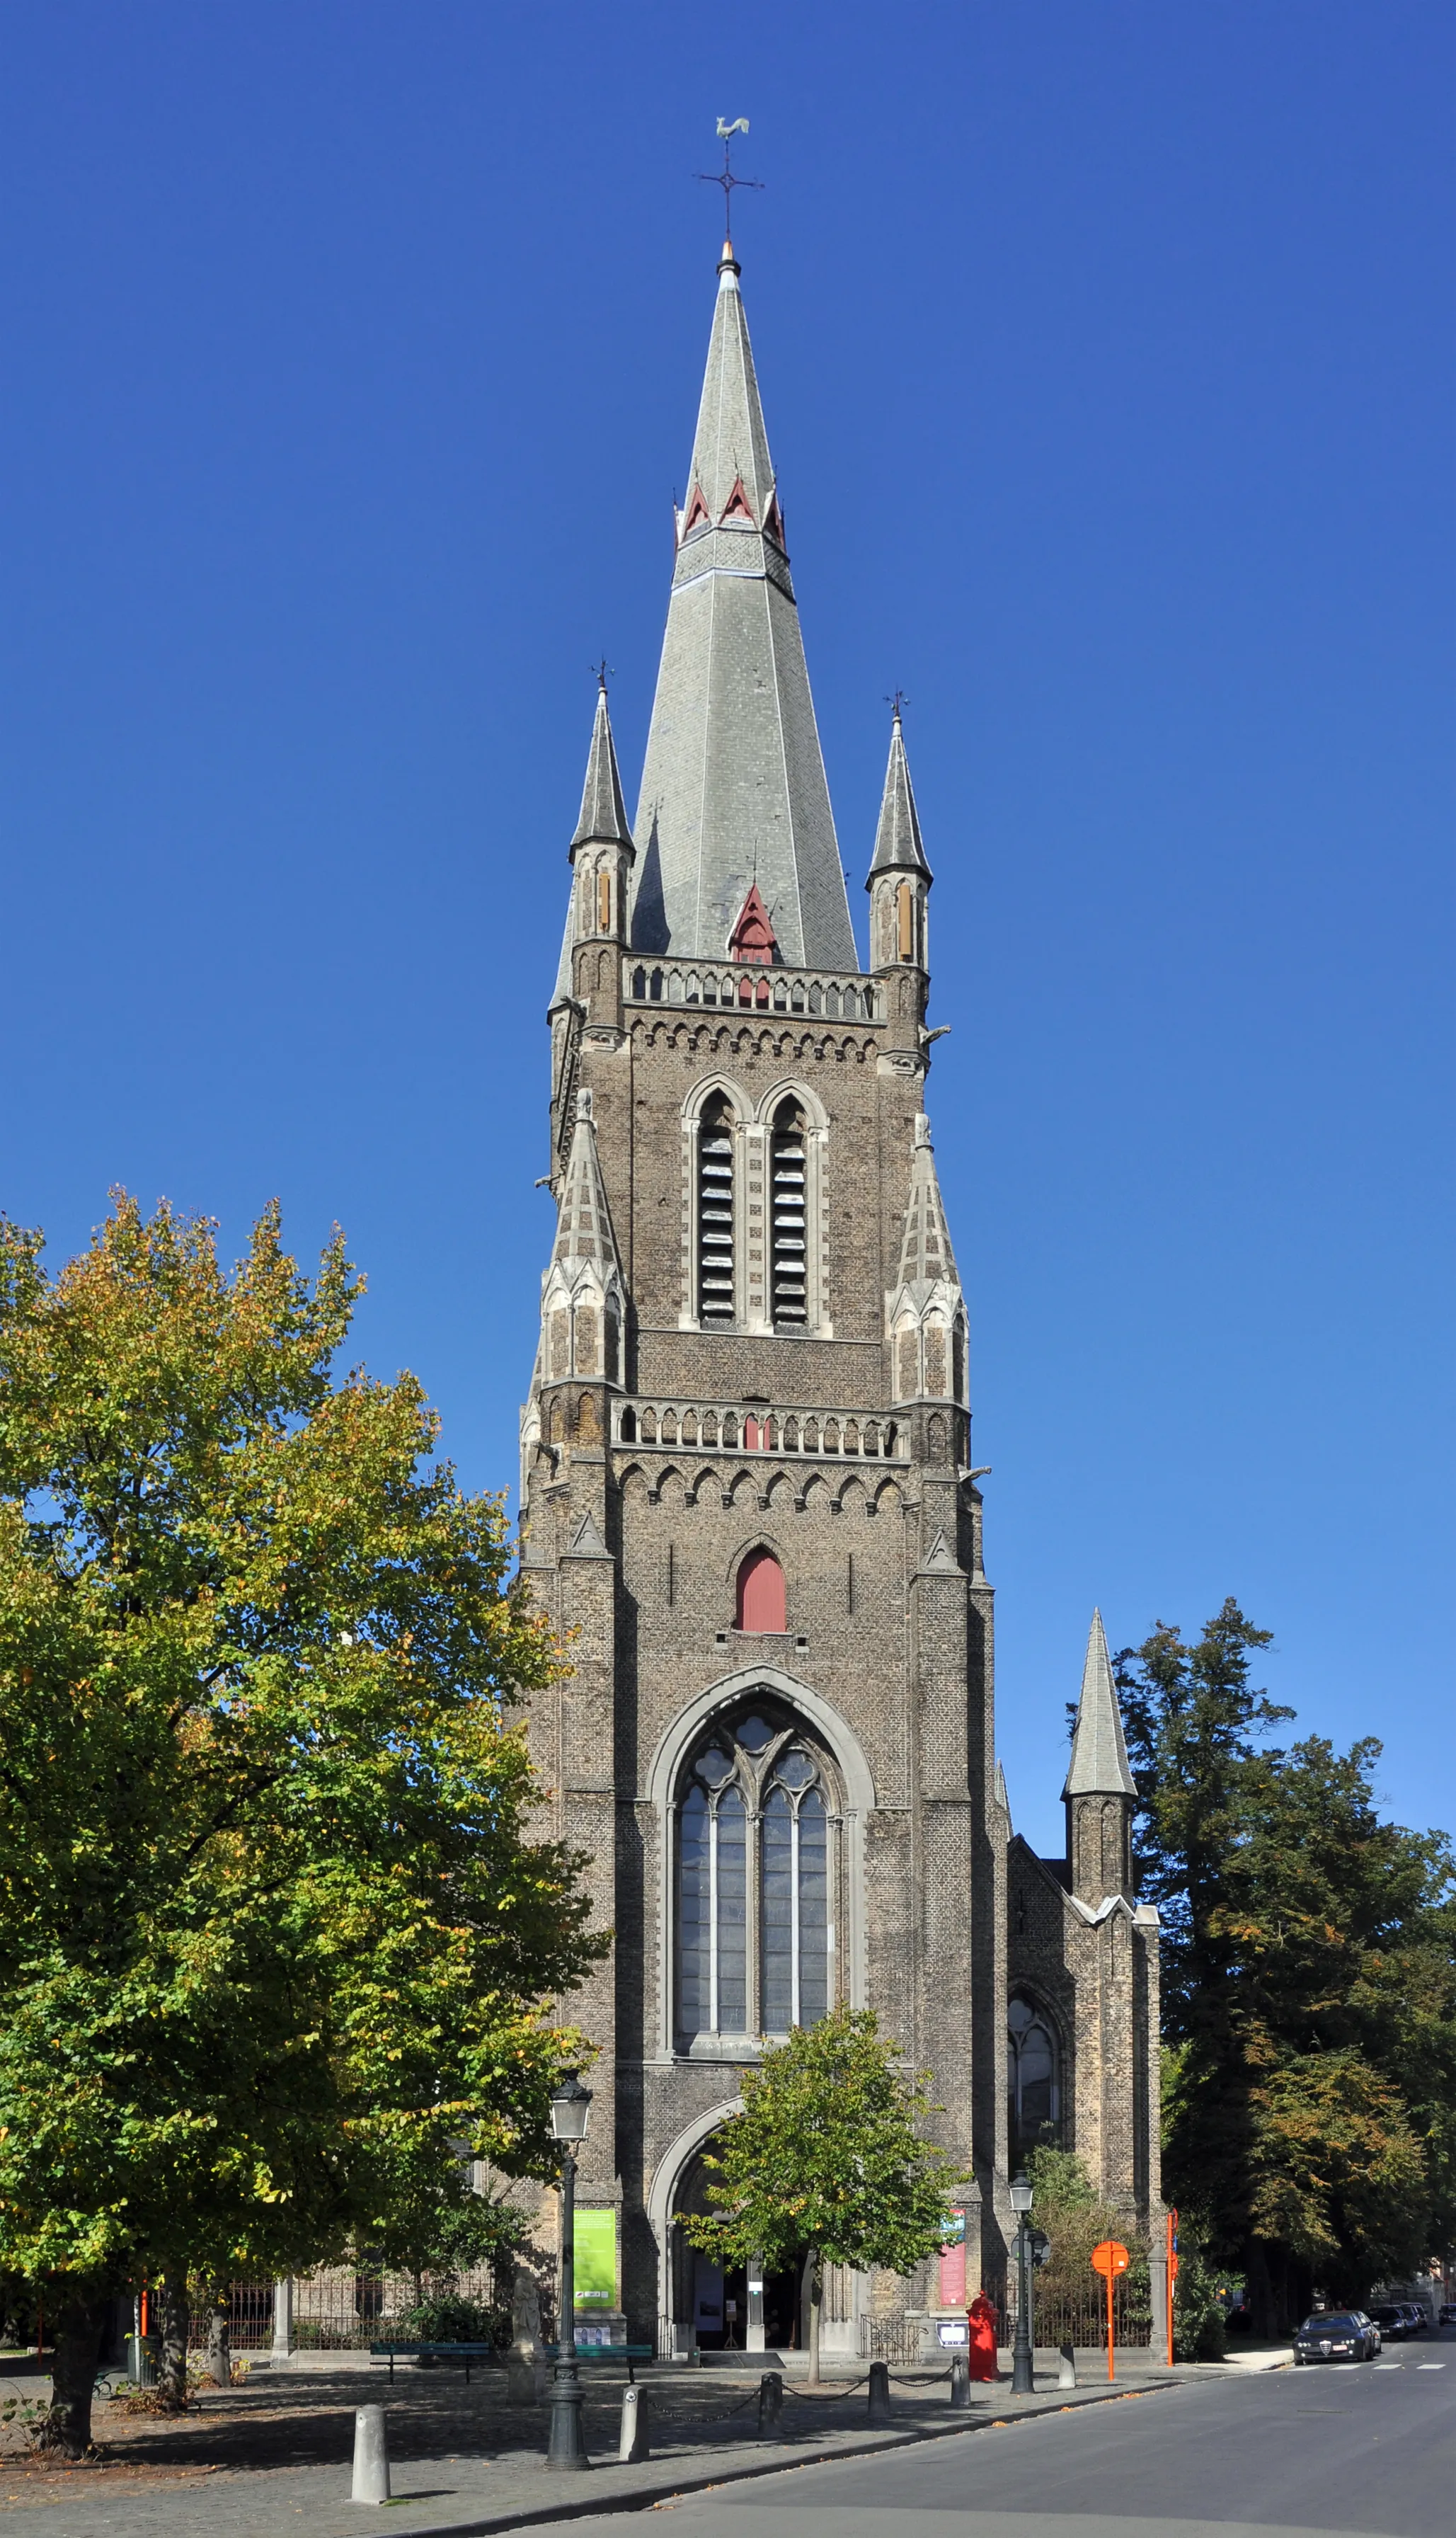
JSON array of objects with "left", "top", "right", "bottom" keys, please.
[
  {"left": 1008, "top": 1995, "right": 1060, "bottom": 2151},
  {"left": 675, "top": 1707, "right": 835, "bottom": 2045}
]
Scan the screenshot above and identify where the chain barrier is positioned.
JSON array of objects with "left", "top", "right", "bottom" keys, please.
[
  {"left": 780, "top": 2373, "right": 871, "bottom": 2402},
  {"left": 645, "top": 2387, "right": 763, "bottom": 2428}
]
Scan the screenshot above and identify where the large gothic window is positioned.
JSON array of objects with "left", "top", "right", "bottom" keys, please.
[
  {"left": 675, "top": 1708, "right": 835, "bottom": 2046},
  {"left": 1008, "top": 1995, "right": 1059, "bottom": 2152},
  {"left": 697, "top": 1096, "right": 736, "bottom": 1323}
]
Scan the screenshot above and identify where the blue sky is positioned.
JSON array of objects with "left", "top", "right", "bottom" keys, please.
[{"left": 2, "top": 1, "right": 1451, "bottom": 1858}]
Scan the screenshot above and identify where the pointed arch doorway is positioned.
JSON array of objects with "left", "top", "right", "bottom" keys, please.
[{"left": 670, "top": 2138, "right": 803, "bottom": 2355}]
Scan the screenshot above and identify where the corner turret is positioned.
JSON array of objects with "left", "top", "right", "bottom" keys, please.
[{"left": 1063, "top": 1611, "right": 1137, "bottom": 1904}]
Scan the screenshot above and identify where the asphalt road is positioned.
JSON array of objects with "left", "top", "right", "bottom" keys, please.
[{"left": 551, "top": 2343, "right": 1456, "bottom": 2538}]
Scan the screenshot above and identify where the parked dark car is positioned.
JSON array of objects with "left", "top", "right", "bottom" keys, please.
[
  {"left": 1401, "top": 2302, "right": 1429, "bottom": 2334},
  {"left": 1352, "top": 2310, "right": 1382, "bottom": 2353},
  {"left": 1294, "top": 2312, "right": 1377, "bottom": 2365},
  {"left": 1370, "top": 2304, "right": 1411, "bottom": 2338},
  {"left": 1438, "top": 2303, "right": 1456, "bottom": 2326}
]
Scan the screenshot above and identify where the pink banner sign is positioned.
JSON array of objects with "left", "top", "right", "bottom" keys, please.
[{"left": 939, "top": 2210, "right": 968, "bottom": 2309}]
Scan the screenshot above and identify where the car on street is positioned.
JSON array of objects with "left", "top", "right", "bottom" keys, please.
[
  {"left": 1293, "top": 2311, "right": 1379, "bottom": 2365},
  {"left": 1438, "top": 2302, "right": 1456, "bottom": 2326},
  {"left": 1370, "top": 2304, "right": 1413, "bottom": 2339},
  {"left": 1401, "top": 2303, "right": 1429, "bottom": 2334}
]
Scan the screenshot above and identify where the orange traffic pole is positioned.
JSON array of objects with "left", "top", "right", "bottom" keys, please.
[
  {"left": 1166, "top": 2210, "right": 1177, "bottom": 2369},
  {"left": 1106, "top": 2270, "right": 1114, "bottom": 2382}
]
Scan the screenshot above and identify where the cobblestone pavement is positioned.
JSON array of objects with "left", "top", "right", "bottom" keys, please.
[{"left": 0, "top": 2353, "right": 1229, "bottom": 2537}]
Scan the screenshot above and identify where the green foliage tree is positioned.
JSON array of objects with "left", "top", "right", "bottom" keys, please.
[
  {"left": 1120, "top": 1602, "right": 1456, "bottom": 2327},
  {"left": 683, "top": 2007, "right": 965, "bottom": 2381},
  {"left": 0, "top": 1196, "right": 604, "bottom": 2453}
]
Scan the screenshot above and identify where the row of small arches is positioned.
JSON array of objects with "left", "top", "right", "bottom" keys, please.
[
  {"left": 619, "top": 1463, "right": 906, "bottom": 1516},
  {"left": 619, "top": 1406, "right": 900, "bottom": 1457},
  {"left": 638, "top": 1023, "right": 875, "bottom": 1065},
  {"left": 629, "top": 966, "right": 878, "bottom": 1021}
]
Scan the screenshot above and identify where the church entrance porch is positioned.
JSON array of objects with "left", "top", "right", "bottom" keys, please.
[{"left": 662, "top": 2139, "right": 807, "bottom": 2357}]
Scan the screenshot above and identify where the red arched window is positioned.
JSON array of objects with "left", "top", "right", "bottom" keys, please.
[{"left": 736, "top": 1548, "right": 786, "bottom": 1634}]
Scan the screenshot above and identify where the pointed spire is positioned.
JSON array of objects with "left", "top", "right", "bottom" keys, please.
[
  {"left": 552, "top": 1089, "right": 621, "bottom": 1272},
  {"left": 684, "top": 251, "right": 776, "bottom": 530},
  {"left": 628, "top": 258, "right": 857, "bottom": 971},
  {"left": 1062, "top": 1611, "right": 1136, "bottom": 1800},
  {"left": 869, "top": 706, "right": 931, "bottom": 881},
  {"left": 895, "top": 1115, "right": 959, "bottom": 1291},
  {"left": 553, "top": 684, "right": 634, "bottom": 1006},
  {"left": 571, "top": 679, "right": 632, "bottom": 851}
]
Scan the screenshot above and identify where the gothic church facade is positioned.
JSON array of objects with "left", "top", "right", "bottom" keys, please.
[{"left": 520, "top": 239, "right": 1162, "bottom": 2356}]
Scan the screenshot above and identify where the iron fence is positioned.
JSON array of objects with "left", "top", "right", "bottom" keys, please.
[{"left": 184, "top": 2264, "right": 508, "bottom": 2355}]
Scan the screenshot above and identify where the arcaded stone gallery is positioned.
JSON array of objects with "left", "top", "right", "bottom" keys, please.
[{"left": 519, "top": 236, "right": 1162, "bottom": 2360}]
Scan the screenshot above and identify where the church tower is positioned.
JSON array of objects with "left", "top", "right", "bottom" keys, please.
[{"left": 520, "top": 236, "right": 1161, "bottom": 2357}]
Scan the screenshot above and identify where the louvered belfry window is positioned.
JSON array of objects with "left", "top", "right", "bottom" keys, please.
[
  {"left": 769, "top": 1099, "right": 808, "bottom": 1325},
  {"left": 697, "top": 1096, "right": 736, "bottom": 1322}
]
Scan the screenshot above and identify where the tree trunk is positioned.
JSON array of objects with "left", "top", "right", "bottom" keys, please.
[
  {"left": 39, "top": 2292, "right": 105, "bottom": 2458},
  {"left": 806, "top": 2248, "right": 822, "bottom": 2387},
  {"left": 204, "top": 2290, "right": 232, "bottom": 2387},
  {"left": 155, "top": 2275, "right": 191, "bottom": 2411}
]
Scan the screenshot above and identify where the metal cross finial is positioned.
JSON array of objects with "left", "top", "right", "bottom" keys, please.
[
  {"left": 695, "top": 118, "right": 762, "bottom": 249},
  {"left": 885, "top": 689, "right": 911, "bottom": 721},
  {"left": 591, "top": 658, "right": 613, "bottom": 692}
]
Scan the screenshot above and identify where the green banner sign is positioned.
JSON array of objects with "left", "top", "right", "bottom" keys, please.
[{"left": 574, "top": 2207, "right": 617, "bottom": 2309}]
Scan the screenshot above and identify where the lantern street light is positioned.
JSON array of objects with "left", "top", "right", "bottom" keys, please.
[
  {"left": 546, "top": 2074, "right": 593, "bottom": 2471},
  {"left": 1009, "top": 2170, "right": 1034, "bottom": 2394}
]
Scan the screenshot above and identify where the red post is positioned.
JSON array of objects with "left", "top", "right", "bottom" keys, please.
[
  {"left": 1106, "top": 2270, "right": 1115, "bottom": 2381},
  {"left": 1166, "top": 2209, "right": 1179, "bottom": 2369}
]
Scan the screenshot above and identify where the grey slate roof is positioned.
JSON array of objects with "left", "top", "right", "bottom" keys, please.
[
  {"left": 895, "top": 1115, "right": 960, "bottom": 1291},
  {"left": 552, "top": 1091, "right": 621, "bottom": 1271},
  {"left": 627, "top": 256, "right": 859, "bottom": 971},
  {"left": 1062, "top": 1609, "right": 1137, "bottom": 1800},
  {"left": 869, "top": 709, "right": 932, "bottom": 881}
]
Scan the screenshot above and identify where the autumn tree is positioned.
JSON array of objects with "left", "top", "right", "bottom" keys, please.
[
  {"left": 0, "top": 1196, "right": 604, "bottom": 2452},
  {"left": 684, "top": 2008, "right": 964, "bottom": 2382}
]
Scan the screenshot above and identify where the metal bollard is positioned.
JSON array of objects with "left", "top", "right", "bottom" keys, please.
[
  {"left": 352, "top": 2405, "right": 391, "bottom": 2505},
  {"left": 949, "top": 2355, "right": 970, "bottom": 2409},
  {"left": 1057, "top": 2343, "right": 1077, "bottom": 2390},
  {"left": 867, "top": 2359, "right": 892, "bottom": 2421},
  {"left": 758, "top": 2370, "right": 784, "bottom": 2437},
  {"left": 619, "top": 2384, "right": 651, "bottom": 2463}
]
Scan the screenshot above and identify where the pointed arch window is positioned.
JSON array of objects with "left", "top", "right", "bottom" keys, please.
[
  {"left": 769, "top": 1099, "right": 808, "bottom": 1325},
  {"left": 675, "top": 1710, "right": 837, "bottom": 2046},
  {"left": 735, "top": 1546, "right": 786, "bottom": 1633},
  {"left": 1008, "top": 1995, "right": 1060, "bottom": 2153},
  {"left": 697, "top": 1096, "right": 736, "bottom": 1323}
]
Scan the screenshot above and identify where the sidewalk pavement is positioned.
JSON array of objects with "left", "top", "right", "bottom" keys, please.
[{"left": 0, "top": 2348, "right": 1268, "bottom": 2538}]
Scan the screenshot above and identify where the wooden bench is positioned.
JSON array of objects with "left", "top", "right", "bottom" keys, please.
[
  {"left": 544, "top": 2342, "right": 655, "bottom": 2384},
  {"left": 369, "top": 2340, "right": 496, "bottom": 2384}
]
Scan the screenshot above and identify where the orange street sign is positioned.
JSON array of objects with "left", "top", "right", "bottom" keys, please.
[{"left": 1091, "top": 2240, "right": 1130, "bottom": 2279}]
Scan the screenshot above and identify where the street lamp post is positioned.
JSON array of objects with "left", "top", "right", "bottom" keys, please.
[
  {"left": 546, "top": 2073, "right": 593, "bottom": 2471},
  {"left": 1009, "top": 2170, "right": 1034, "bottom": 2395}
]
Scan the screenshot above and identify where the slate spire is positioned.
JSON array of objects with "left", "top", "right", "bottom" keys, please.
[
  {"left": 551, "top": 1088, "right": 621, "bottom": 1273},
  {"left": 869, "top": 707, "right": 932, "bottom": 881},
  {"left": 895, "top": 1114, "right": 960, "bottom": 1293},
  {"left": 628, "top": 251, "right": 858, "bottom": 971},
  {"left": 571, "top": 678, "right": 631, "bottom": 852},
  {"left": 1062, "top": 1611, "right": 1136, "bottom": 1800},
  {"left": 554, "top": 680, "right": 635, "bottom": 1007}
]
